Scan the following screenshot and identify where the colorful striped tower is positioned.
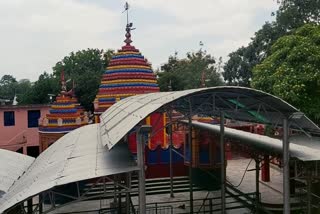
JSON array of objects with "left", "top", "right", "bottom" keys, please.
[
  {"left": 38, "top": 71, "right": 88, "bottom": 152},
  {"left": 93, "top": 24, "right": 159, "bottom": 121}
]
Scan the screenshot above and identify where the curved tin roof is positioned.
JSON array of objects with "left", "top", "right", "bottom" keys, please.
[
  {"left": 0, "top": 150, "right": 34, "bottom": 195},
  {"left": 99, "top": 86, "right": 320, "bottom": 150},
  {"left": 0, "top": 124, "right": 138, "bottom": 213}
]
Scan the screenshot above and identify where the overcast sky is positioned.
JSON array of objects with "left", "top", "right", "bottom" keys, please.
[{"left": 0, "top": 0, "right": 278, "bottom": 81}]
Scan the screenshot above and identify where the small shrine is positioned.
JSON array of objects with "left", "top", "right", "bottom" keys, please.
[{"left": 38, "top": 71, "right": 88, "bottom": 152}]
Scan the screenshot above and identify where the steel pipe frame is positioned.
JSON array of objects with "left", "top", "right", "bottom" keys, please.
[
  {"left": 255, "top": 158, "right": 260, "bottom": 212},
  {"left": 220, "top": 111, "right": 226, "bottom": 214},
  {"left": 283, "top": 118, "right": 290, "bottom": 214},
  {"left": 168, "top": 109, "right": 174, "bottom": 198},
  {"left": 188, "top": 98, "right": 194, "bottom": 214},
  {"left": 26, "top": 174, "right": 137, "bottom": 214},
  {"left": 137, "top": 125, "right": 152, "bottom": 214}
]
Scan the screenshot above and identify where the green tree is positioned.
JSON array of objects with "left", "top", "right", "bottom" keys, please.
[
  {"left": 251, "top": 24, "right": 320, "bottom": 122},
  {"left": 157, "top": 50, "right": 224, "bottom": 91},
  {"left": 15, "top": 79, "right": 32, "bottom": 104},
  {"left": 52, "top": 49, "right": 114, "bottom": 110},
  {"left": 19, "top": 72, "right": 59, "bottom": 104},
  {"left": 0, "top": 75, "right": 18, "bottom": 100},
  {"left": 223, "top": 0, "right": 320, "bottom": 86}
]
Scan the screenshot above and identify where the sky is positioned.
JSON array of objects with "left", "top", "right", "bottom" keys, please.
[{"left": 0, "top": 0, "right": 278, "bottom": 81}]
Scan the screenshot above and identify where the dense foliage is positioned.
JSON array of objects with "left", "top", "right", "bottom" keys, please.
[
  {"left": 52, "top": 49, "right": 114, "bottom": 110},
  {"left": 157, "top": 50, "right": 224, "bottom": 91},
  {"left": 0, "top": 49, "right": 113, "bottom": 110},
  {"left": 223, "top": 0, "right": 320, "bottom": 86},
  {"left": 252, "top": 24, "right": 320, "bottom": 122}
]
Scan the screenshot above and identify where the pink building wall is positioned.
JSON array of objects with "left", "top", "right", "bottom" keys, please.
[{"left": 0, "top": 105, "right": 50, "bottom": 154}]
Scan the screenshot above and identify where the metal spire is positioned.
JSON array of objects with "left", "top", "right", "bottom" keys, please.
[
  {"left": 124, "top": 2, "right": 129, "bottom": 26},
  {"left": 123, "top": 2, "right": 135, "bottom": 46}
]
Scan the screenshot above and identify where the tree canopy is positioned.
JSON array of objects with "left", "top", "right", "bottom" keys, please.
[
  {"left": 52, "top": 48, "right": 114, "bottom": 110},
  {"left": 223, "top": 0, "right": 320, "bottom": 86},
  {"left": 0, "top": 75, "right": 17, "bottom": 100},
  {"left": 18, "top": 72, "right": 59, "bottom": 105},
  {"left": 251, "top": 24, "right": 320, "bottom": 123},
  {"left": 157, "top": 50, "right": 224, "bottom": 91}
]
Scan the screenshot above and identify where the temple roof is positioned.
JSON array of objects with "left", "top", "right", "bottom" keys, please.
[
  {"left": 94, "top": 24, "right": 160, "bottom": 114},
  {"left": 39, "top": 72, "right": 88, "bottom": 133}
]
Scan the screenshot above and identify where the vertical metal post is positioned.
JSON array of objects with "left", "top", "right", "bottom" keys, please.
[
  {"left": 283, "top": 118, "right": 290, "bottom": 214},
  {"left": 188, "top": 102, "right": 194, "bottom": 214},
  {"left": 126, "top": 172, "right": 131, "bottom": 214},
  {"left": 39, "top": 193, "right": 43, "bottom": 214},
  {"left": 307, "top": 169, "right": 312, "bottom": 214},
  {"left": 27, "top": 198, "right": 33, "bottom": 214},
  {"left": 118, "top": 176, "right": 122, "bottom": 213},
  {"left": 220, "top": 111, "right": 226, "bottom": 214},
  {"left": 137, "top": 125, "right": 151, "bottom": 214},
  {"left": 113, "top": 175, "right": 117, "bottom": 207},
  {"left": 209, "top": 198, "right": 213, "bottom": 214},
  {"left": 255, "top": 158, "right": 260, "bottom": 212},
  {"left": 169, "top": 111, "right": 174, "bottom": 198}
]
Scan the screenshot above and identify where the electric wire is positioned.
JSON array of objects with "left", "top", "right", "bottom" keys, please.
[{"left": 226, "top": 158, "right": 254, "bottom": 188}]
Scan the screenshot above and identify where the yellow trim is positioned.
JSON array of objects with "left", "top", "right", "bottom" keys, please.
[
  {"left": 47, "top": 117, "right": 78, "bottom": 120},
  {"left": 45, "top": 123, "right": 80, "bottom": 127},
  {"left": 99, "top": 104, "right": 113, "bottom": 108},
  {"left": 51, "top": 105, "right": 76, "bottom": 109},
  {"left": 101, "top": 79, "right": 157, "bottom": 84},
  {"left": 146, "top": 116, "right": 151, "bottom": 148},
  {"left": 96, "top": 94, "right": 136, "bottom": 98},
  {"left": 107, "top": 65, "right": 151, "bottom": 70},
  {"left": 94, "top": 115, "right": 99, "bottom": 123},
  {"left": 115, "top": 51, "right": 140, "bottom": 55}
]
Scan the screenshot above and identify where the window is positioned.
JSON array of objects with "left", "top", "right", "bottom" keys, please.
[
  {"left": 4, "top": 111, "right": 15, "bottom": 126},
  {"left": 28, "top": 110, "right": 41, "bottom": 128}
]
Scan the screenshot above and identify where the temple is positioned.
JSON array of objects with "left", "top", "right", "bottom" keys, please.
[
  {"left": 38, "top": 71, "right": 88, "bottom": 152},
  {"left": 93, "top": 23, "right": 159, "bottom": 120}
]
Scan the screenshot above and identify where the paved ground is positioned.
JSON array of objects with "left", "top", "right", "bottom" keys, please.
[
  {"left": 227, "top": 158, "right": 283, "bottom": 205},
  {"left": 43, "top": 158, "right": 284, "bottom": 213}
]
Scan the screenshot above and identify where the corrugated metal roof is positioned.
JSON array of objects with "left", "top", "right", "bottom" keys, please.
[
  {"left": 187, "top": 120, "right": 320, "bottom": 161},
  {"left": 0, "top": 124, "right": 138, "bottom": 213},
  {"left": 0, "top": 150, "right": 34, "bottom": 195},
  {"left": 99, "top": 86, "right": 320, "bottom": 150}
]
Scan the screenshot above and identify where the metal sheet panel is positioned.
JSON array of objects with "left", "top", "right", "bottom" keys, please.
[
  {"left": 0, "top": 124, "right": 138, "bottom": 213},
  {"left": 100, "top": 86, "right": 320, "bottom": 150},
  {"left": 0, "top": 150, "right": 34, "bottom": 194},
  {"left": 187, "top": 120, "right": 320, "bottom": 161}
]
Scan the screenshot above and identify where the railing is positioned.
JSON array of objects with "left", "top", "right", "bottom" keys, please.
[
  {"left": 0, "top": 130, "right": 27, "bottom": 151},
  {"left": 99, "top": 205, "right": 173, "bottom": 214},
  {"left": 98, "top": 192, "right": 255, "bottom": 214}
]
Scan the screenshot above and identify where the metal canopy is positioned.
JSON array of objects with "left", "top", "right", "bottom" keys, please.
[
  {"left": 0, "top": 124, "right": 138, "bottom": 213},
  {"left": 99, "top": 86, "right": 320, "bottom": 150},
  {"left": 187, "top": 120, "right": 320, "bottom": 162},
  {"left": 0, "top": 150, "right": 34, "bottom": 195}
]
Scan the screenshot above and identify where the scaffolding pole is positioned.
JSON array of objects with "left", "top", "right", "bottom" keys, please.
[
  {"left": 188, "top": 99, "right": 194, "bottom": 214},
  {"left": 283, "top": 118, "right": 290, "bottom": 214},
  {"left": 137, "top": 125, "right": 152, "bottom": 214},
  {"left": 220, "top": 111, "right": 226, "bottom": 214},
  {"left": 255, "top": 158, "right": 260, "bottom": 212},
  {"left": 169, "top": 111, "right": 174, "bottom": 198}
]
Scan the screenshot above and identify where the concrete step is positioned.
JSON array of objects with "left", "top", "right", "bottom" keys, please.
[{"left": 81, "top": 176, "right": 204, "bottom": 198}]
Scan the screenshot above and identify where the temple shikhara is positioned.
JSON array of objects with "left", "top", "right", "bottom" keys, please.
[
  {"left": 38, "top": 71, "right": 88, "bottom": 152},
  {"left": 94, "top": 24, "right": 159, "bottom": 120}
]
